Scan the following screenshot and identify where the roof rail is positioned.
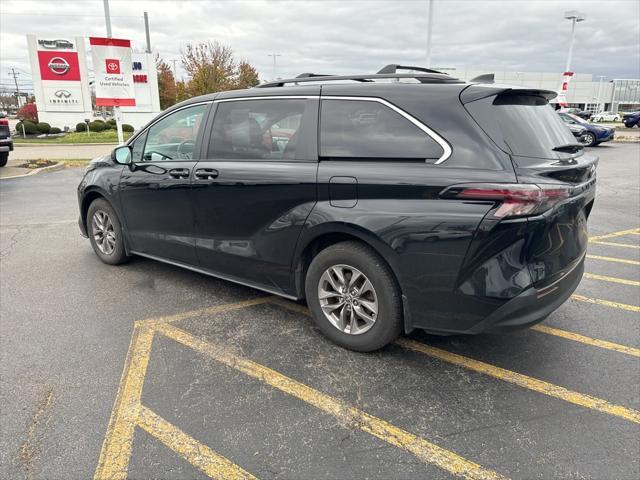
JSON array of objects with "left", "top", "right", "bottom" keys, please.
[
  {"left": 377, "top": 64, "right": 447, "bottom": 75},
  {"left": 296, "top": 73, "right": 372, "bottom": 82},
  {"left": 256, "top": 72, "right": 460, "bottom": 88}
]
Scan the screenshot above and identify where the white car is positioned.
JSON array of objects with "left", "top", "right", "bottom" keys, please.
[{"left": 591, "top": 111, "right": 621, "bottom": 122}]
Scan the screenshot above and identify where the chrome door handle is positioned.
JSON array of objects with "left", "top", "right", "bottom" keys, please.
[
  {"left": 195, "top": 168, "right": 219, "bottom": 180},
  {"left": 169, "top": 168, "right": 190, "bottom": 179}
]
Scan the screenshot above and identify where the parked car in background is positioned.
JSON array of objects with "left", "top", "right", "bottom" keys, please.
[
  {"left": 591, "top": 111, "right": 621, "bottom": 122},
  {"left": 622, "top": 111, "right": 640, "bottom": 128},
  {"left": 567, "top": 123, "right": 588, "bottom": 143},
  {"left": 0, "top": 113, "right": 13, "bottom": 167},
  {"left": 558, "top": 112, "right": 615, "bottom": 147},
  {"left": 562, "top": 108, "right": 591, "bottom": 120},
  {"left": 78, "top": 67, "right": 597, "bottom": 351}
]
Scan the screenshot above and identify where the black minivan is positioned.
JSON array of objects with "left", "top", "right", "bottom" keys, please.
[{"left": 78, "top": 66, "right": 596, "bottom": 351}]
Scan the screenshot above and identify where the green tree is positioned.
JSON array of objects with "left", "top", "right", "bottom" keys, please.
[
  {"left": 156, "top": 55, "right": 177, "bottom": 110},
  {"left": 180, "top": 41, "right": 260, "bottom": 97}
]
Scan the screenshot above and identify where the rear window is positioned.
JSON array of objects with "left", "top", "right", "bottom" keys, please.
[
  {"left": 466, "top": 94, "right": 576, "bottom": 160},
  {"left": 320, "top": 99, "right": 444, "bottom": 160}
]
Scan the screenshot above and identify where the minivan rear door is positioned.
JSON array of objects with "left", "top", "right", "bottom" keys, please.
[
  {"left": 192, "top": 91, "right": 320, "bottom": 295},
  {"left": 463, "top": 88, "right": 597, "bottom": 286}
]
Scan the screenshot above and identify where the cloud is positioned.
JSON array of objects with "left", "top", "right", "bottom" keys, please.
[{"left": 1, "top": 0, "right": 639, "bottom": 92}]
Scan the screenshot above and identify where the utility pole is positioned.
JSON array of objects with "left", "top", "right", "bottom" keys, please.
[
  {"left": 426, "top": 0, "right": 434, "bottom": 68},
  {"left": 102, "top": 0, "right": 124, "bottom": 144},
  {"left": 144, "top": 12, "right": 152, "bottom": 53},
  {"left": 268, "top": 53, "right": 281, "bottom": 81},
  {"left": 8, "top": 68, "right": 21, "bottom": 107}
]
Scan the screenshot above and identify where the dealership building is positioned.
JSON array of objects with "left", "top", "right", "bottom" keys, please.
[{"left": 451, "top": 68, "right": 640, "bottom": 112}]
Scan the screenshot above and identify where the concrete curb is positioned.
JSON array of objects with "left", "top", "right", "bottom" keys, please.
[
  {"left": 0, "top": 161, "right": 66, "bottom": 180},
  {"left": 14, "top": 142, "right": 118, "bottom": 147}
]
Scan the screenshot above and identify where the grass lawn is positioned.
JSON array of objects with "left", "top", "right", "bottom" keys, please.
[{"left": 13, "top": 130, "right": 132, "bottom": 144}]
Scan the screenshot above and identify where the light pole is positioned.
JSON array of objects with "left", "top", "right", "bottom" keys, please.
[
  {"left": 426, "top": 0, "right": 434, "bottom": 68},
  {"left": 563, "top": 10, "right": 585, "bottom": 73},
  {"left": 268, "top": 54, "right": 281, "bottom": 81},
  {"left": 102, "top": 0, "right": 124, "bottom": 144}
]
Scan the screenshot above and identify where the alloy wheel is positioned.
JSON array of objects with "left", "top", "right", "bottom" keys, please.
[
  {"left": 317, "top": 264, "right": 378, "bottom": 335},
  {"left": 92, "top": 210, "right": 116, "bottom": 255}
]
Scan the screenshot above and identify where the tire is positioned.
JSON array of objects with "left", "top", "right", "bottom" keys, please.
[
  {"left": 582, "top": 132, "right": 597, "bottom": 147},
  {"left": 305, "top": 241, "right": 402, "bottom": 352},
  {"left": 0, "top": 152, "right": 8, "bottom": 167},
  {"left": 86, "top": 198, "right": 129, "bottom": 265},
  {"left": 625, "top": 122, "right": 635, "bottom": 128}
]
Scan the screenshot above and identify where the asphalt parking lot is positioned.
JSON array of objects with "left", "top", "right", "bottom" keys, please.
[{"left": 0, "top": 143, "right": 638, "bottom": 480}]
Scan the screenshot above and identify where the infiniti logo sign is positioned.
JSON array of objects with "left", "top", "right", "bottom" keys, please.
[
  {"left": 48, "top": 57, "right": 70, "bottom": 75},
  {"left": 54, "top": 90, "right": 72, "bottom": 98}
]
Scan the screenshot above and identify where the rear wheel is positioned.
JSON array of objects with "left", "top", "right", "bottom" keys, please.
[
  {"left": 87, "top": 198, "right": 129, "bottom": 265},
  {"left": 305, "top": 241, "right": 402, "bottom": 352},
  {"left": 0, "top": 152, "right": 8, "bottom": 167}
]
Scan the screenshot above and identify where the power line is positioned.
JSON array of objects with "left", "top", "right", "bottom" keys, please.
[{"left": 8, "top": 68, "right": 21, "bottom": 104}]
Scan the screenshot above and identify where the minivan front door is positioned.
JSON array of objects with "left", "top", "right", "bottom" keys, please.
[
  {"left": 118, "top": 103, "right": 209, "bottom": 265},
  {"left": 191, "top": 95, "right": 319, "bottom": 295}
]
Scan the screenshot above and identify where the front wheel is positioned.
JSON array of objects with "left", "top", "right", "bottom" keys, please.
[
  {"left": 582, "top": 132, "right": 597, "bottom": 147},
  {"left": 87, "top": 198, "right": 129, "bottom": 265},
  {"left": 0, "top": 152, "right": 8, "bottom": 167},
  {"left": 305, "top": 241, "right": 402, "bottom": 352}
]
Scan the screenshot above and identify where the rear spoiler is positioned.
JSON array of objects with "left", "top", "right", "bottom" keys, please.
[{"left": 460, "top": 84, "right": 557, "bottom": 104}]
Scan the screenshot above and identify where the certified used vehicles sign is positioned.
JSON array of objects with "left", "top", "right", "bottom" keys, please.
[{"left": 89, "top": 37, "right": 136, "bottom": 107}]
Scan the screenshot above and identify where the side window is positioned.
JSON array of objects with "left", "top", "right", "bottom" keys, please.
[
  {"left": 142, "top": 104, "right": 207, "bottom": 162},
  {"left": 130, "top": 130, "right": 148, "bottom": 163},
  {"left": 320, "top": 99, "right": 444, "bottom": 160},
  {"left": 208, "top": 99, "right": 306, "bottom": 160}
]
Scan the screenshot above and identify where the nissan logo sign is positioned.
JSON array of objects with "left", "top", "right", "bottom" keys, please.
[{"left": 48, "top": 57, "right": 70, "bottom": 75}]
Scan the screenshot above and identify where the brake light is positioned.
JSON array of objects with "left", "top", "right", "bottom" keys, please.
[
  {"left": 0, "top": 118, "right": 8, "bottom": 126},
  {"left": 440, "top": 183, "right": 570, "bottom": 218}
]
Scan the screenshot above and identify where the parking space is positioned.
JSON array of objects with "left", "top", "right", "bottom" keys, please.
[{"left": 1, "top": 143, "right": 638, "bottom": 479}]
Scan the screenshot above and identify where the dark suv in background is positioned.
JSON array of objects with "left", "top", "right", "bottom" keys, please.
[
  {"left": 0, "top": 113, "right": 13, "bottom": 167},
  {"left": 77, "top": 65, "right": 596, "bottom": 351}
]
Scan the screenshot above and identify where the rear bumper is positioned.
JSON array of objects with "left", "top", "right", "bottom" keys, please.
[
  {"left": 0, "top": 138, "right": 13, "bottom": 152},
  {"left": 465, "top": 255, "right": 584, "bottom": 334}
]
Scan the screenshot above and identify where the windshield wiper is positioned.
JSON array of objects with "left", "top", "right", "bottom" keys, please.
[{"left": 552, "top": 144, "right": 584, "bottom": 153}]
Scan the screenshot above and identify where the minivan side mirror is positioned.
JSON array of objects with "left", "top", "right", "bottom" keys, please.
[{"left": 112, "top": 145, "right": 132, "bottom": 165}]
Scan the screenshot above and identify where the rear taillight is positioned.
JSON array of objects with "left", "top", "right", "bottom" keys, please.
[
  {"left": 440, "top": 183, "right": 571, "bottom": 218},
  {"left": 0, "top": 119, "right": 8, "bottom": 126}
]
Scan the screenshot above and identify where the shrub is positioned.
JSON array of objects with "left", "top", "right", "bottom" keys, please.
[
  {"left": 122, "top": 124, "right": 134, "bottom": 132},
  {"left": 36, "top": 122, "right": 51, "bottom": 134},
  {"left": 106, "top": 118, "right": 117, "bottom": 126},
  {"left": 17, "top": 103, "right": 38, "bottom": 123},
  {"left": 49, "top": 127, "right": 62, "bottom": 134},
  {"left": 75, "top": 122, "right": 88, "bottom": 132},
  {"left": 88, "top": 121, "right": 106, "bottom": 132},
  {"left": 94, "top": 119, "right": 105, "bottom": 123},
  {"left": 16, "top": 120, "right": 38, "bottom": 135}
]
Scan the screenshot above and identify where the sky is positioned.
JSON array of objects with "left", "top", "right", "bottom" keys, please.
[{"left": 1, "top": 0, "right": 639, "bottom": 93}]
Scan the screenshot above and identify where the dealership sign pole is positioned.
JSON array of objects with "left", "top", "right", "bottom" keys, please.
[{"left": 90, "top": 37, "right": 135, "bottom": 143}]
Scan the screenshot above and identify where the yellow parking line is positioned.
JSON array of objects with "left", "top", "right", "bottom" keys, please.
[
  {"left": 589, "top": 228, "right": 640, "bottom": 241},
  {"left": 137, "top": 297, "right": 272, "bottom": 328},
  {"left": 571, "top": 294, "right": 640, "bottom": 313},
  {"left": 397, "top": 338, "right": 640, "bottom": 424},
  {"left": 137, "top": 406, "right": 257, "bottom": 480},
  {"left": 589, "top": 240, "right": 639, "bottom": 249},
  {"left": 586, "top": 254, "right": 640, "bottom": 266},
  {"left": 94, "top": 325, "right": 155, "bottom": 480},
  {"left": 156, "top": 323, "right": 507, "bottom": 480},
  {"left": 583, "top": 272, "right": 640, "bottom": 287},
  {"left": 530, "top": 325, "right": 640, "bottom": 357}
]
